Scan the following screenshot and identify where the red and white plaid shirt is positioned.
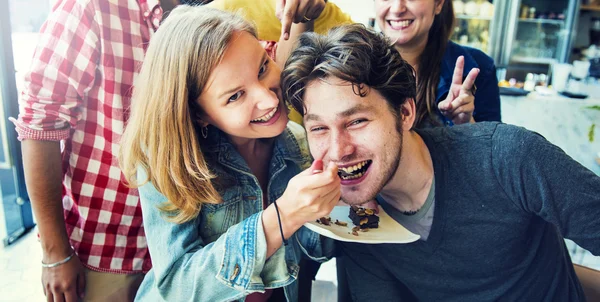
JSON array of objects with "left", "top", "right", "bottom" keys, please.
[{"left": 11, "top": 0, "right": 160, "bottom": 273}]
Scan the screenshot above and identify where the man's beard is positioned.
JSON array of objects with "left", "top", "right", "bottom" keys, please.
[
  {"left": 340, "top": 125, "right": 403, "bottom": 205},
  {"left": 381, "top": 129, "right": 403, "bottom": 190}
]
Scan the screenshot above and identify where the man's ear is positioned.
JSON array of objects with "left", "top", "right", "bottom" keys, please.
[{"left": 400, "top": 98, "right": 417, "bottom": 130}]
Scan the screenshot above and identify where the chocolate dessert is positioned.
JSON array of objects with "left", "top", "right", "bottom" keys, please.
[
  {"left": 316, "top": 216, "right": 331, "bottom": 226},
  {"left": 349, "top": 205, "right": 379, "bottom": 229}
]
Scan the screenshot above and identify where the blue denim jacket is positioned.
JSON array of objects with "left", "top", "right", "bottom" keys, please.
[
  {"left": 436, "top": 41, "right": 502, "bottom": 126},
  {"left": 135, "top": 122, "right": 333, "bottom": 302}
]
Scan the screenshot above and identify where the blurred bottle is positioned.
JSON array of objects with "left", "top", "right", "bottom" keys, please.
[
  {"left": 537, "top": 74, "right": 548, "bottom": 86},
  {"left": 524, "top": 73, "right": 536, "bottom": 91},
  {"left": 528, "top": 7, "right": 536, "bottom": 19},
  {"left": 520, "top": 4, "right": 529, "bottom": 19}
]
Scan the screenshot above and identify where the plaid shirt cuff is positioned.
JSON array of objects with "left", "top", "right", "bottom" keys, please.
[{"left": 9, "top": 117, "right": 70, "bottom": 141}]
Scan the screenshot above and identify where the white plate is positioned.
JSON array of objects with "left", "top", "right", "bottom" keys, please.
[{"left": 304, "top": 205, "right": 420, "bottom": 244}]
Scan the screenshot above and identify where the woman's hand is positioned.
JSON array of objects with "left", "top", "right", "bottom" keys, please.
[
  {"left": 276, "top": 0, "right": 326, "bottom": 40},
  {"left": 438, "top": 56, "right": 479, "bottom": 125},
  {"left": 277, "top": 159, "right": 341, "bottom": 230}
]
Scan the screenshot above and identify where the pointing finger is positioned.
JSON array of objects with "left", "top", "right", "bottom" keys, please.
[{"left": 280, "top": 0, "right": 298, "bottom": 40}]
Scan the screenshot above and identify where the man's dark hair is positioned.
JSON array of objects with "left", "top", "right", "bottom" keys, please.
[{"left": 281, "top": 23, "right": 416, "bottom": 119}]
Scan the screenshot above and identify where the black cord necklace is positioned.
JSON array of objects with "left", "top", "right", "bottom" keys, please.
[{"left": 400, "top": 208, "right": 420, "bottom": 216}]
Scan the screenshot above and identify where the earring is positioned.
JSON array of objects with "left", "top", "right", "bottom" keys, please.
[{"left": 201, "top": 126, "right": 208, "bottom": 139}]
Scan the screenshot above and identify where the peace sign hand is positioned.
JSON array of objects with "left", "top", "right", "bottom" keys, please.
[{"left": 438, "top": 56, "right": 479, "bottom": 125}]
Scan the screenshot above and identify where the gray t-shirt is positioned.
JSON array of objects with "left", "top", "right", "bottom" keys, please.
[
  {"left": 337, "top": 122, "right": 600, "bottom": 301},
  {"left": 377, "top": 177, "right": 435, "bottom": 241}
]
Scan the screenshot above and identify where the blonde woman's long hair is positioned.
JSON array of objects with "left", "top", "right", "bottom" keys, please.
[{"left": 119, "top": 5, "right": 257, "bottom": 224}]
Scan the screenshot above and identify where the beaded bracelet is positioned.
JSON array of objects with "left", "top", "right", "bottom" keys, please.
[
  {"left": 41, "top": 251, "right": 75, "bottom": 268},
  {"left": 272, "top": 200, "right": 288, "bottom": 246}
]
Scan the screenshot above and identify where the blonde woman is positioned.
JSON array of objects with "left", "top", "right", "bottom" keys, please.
[{"left": 119, "top": 5, "right": 339, "bottom": 302}]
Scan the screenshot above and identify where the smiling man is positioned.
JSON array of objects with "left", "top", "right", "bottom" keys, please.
[{"left": 281, "top": 24, "right": 600, "bottom": 301}]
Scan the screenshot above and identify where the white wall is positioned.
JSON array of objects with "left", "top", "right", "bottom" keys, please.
[{"left": 329, "top": 0, "right": 376, "bottom": 26}]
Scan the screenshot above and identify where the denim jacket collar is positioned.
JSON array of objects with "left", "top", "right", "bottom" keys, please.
[{"left": 201, "top": 124, "right": 306, "bottom": 175}]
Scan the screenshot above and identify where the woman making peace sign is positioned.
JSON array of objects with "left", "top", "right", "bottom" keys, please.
[{"left": 374, "top": 0, "right": 501, "bottom": 127}]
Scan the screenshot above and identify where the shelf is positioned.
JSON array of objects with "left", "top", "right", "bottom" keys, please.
[
  {"left": 580, "top": 5, "right": 600, "bottom": 12},
  {"left": 456, "top": 14, "right": 492, "bottom": 21},
  {"left": 518, "top": 18, "right": 565, "bottom": 26},
  {"left": 511, "top": 56, "right": 558, "bottom": 65}
]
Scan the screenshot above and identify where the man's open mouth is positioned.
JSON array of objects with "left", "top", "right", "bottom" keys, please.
[{"left": 337, "top": 160, "right": 372, "bottom": 180}]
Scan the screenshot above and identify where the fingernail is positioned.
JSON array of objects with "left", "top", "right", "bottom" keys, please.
[{"left": 284, "top": 32, "right": 289, "bottom": 40}]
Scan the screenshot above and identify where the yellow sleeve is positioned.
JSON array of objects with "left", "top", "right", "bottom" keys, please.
[
  {"left": 314, "top": 2, "right": 354, "bottom": 34},
  {"left": 206, "top": 0, "right": 354, "bottom": 41},
  {"left": 287, "top": 105, "right": 304, "bottom": 125},
  {"left": 206, "top": 0, "right": 281, "bottom": 41}
]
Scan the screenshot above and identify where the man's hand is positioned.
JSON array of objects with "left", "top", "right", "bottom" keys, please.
[
  {"left": 438, "top": 56, "right": 479, "bottom": 125},
  {"left": 42, "top": 251, "right": 86, "bottom": 302},
  {"left": 22, "top": 140, "right": 85, "bottom": 302},
  {"left": 276, "top": 0, "right": 326, "bottom": 40}
]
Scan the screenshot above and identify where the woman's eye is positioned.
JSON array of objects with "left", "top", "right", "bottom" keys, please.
[
  {"left": 228, "top": 91, "right": 244, "bottom": 103},
  {"left": 259, "top": 60, "right": 269, "bottom": 77}
]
